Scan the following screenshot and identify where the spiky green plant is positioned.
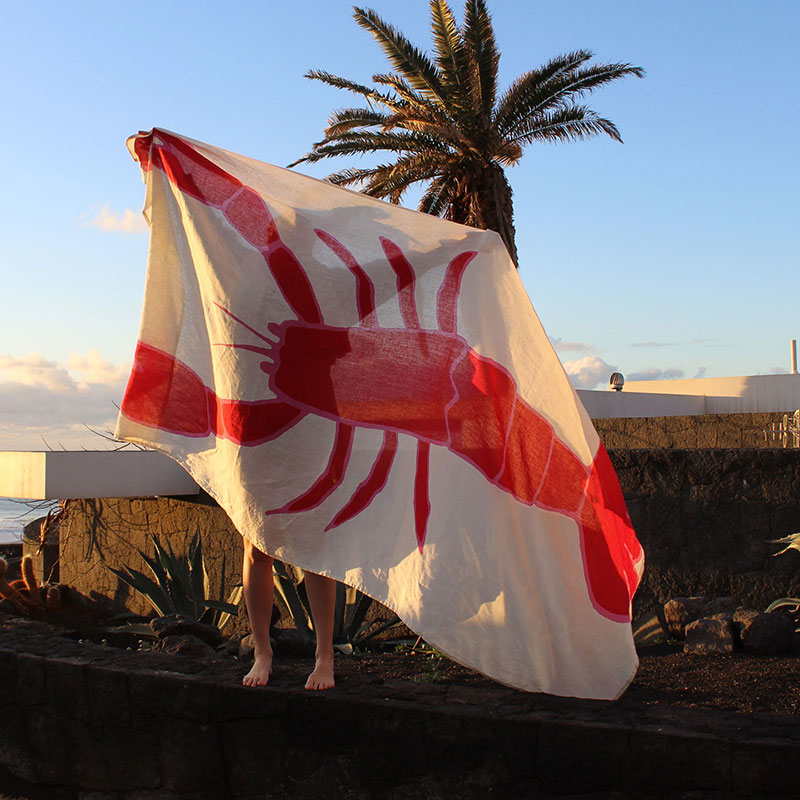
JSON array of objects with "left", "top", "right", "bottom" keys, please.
[
  {"left": 290, "top": 0, "right": 643, "bottom": 265},
  {"left": 767, "top": 532, "right": 800, "bottom": 632},
  {"left": 273, "top": 561, "right": 401, "bottom": 653},
  {"left": 107, "top": 532, "right": 241, "bottom": 630},
  {"left": 772, "top": 532, "right": 800, "bottom": 557}
]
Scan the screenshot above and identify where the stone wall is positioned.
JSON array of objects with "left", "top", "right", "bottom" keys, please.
[
  {"left": 56, "top": 449, "right": 800, "bottom": 625},
  {"left": 58, "top": 495, "right": 246, "bottom": 627},
  {"left": 1, "top": 635, "right": 799, "bottom": 798},
  {"left": 612, "top": 448, "right": 800, "bottom": 615},
  {"left": 594, "top": 411, "right": 796, "bottom": 449}
]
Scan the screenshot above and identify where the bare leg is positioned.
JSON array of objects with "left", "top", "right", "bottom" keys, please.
[
  {"left": 242, "top": 539, "right": 274, "bottom": 687},
  {"left": 303, "top": 570, "right": 336, "bottom": 690}
]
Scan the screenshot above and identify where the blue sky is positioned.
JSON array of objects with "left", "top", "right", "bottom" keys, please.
[{"left": 1, "top": 0, "right": 798, "bottom": 449}]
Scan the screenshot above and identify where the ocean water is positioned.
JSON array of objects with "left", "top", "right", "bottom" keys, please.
[{"left": 0, "top": 498, "right": 55, "bottom": 545}]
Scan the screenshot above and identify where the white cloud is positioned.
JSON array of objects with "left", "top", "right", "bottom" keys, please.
[
  {"left": 550, "top": 338, "right": 598, "bottom": 355},
  {"left": 0, "top": 354, "right": 77, "bottom": 393},
  {"left": 66, "top": 350, "right": 130, "bottom": 389},
  {"left": 563, "top": 355, "right": 618, "bottom": 389},
  {"left": 0, "top": 352, "right": 130, "bottom": 450},
  {"left": 81, "top": 204, "right": 147, "bottom": 234},
  {"left": 627, "top": 367, "right": 685, "bottom": 381}
]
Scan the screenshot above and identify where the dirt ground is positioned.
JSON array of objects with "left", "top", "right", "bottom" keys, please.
[{"left": 1, "top": 611, "right": 798, "bottom": 717}]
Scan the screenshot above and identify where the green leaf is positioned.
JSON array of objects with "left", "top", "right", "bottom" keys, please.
[
  {"left": 216, "top": 584, "right": 243, "bottom": 632},
  {"left": 273, "top": 566, "right": 314, "bottom": 642},
  {"left": 771, "top": 533, "right": 800, "bottom": 557},
  {"left": 765, "top": 598, "right": 800, "bottom": 613},
  {"left": 333, "top": 583, "right": 348, "bottom": 640},
  {"left": 107, "top": 565, "right": 173, "bottom": 617},
  {"left": 345, "top": 589, "right": 374, "bottom": 637},
  {"left": 99, "top": 622, "right": 156, "bottom": 638},
  {"left": 138, "top": 546, "right": 173, "bottom": 608},
  {"left": 189, "top": 531, "right": 207, "bottom": 619},
  {"left": 353, "top": 614, "right": 401, "bottom": 645},
  {"left": 203, "top": 598, "right": 240, "bottom": 615},
  {"left": 156, "top": 536, "right": 193, "bottom": 616}
]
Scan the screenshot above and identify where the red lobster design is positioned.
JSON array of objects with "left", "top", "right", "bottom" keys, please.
[{"left": 122, "top": 129, "right": 642, "bottom": 622}]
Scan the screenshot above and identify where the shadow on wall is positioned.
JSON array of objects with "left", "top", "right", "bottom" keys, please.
[{"left": 52, "top": 448, "right": 800, "bottom": 630}]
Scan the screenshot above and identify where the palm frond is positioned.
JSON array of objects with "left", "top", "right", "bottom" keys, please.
[
  {"left": 555, "top": 61, "right": 645, "bottom": 100},
  {"left": 294, "top": 3, "right": 643, "bottom": 266},
  {"left": 418, "top": 171, "right": 461, "bottom": 216},
  {"left": 429, "top": 0, "right": 471, "bottom": 111},
  {"left": 361, "top": 151, "right": 459, "bottom": 200},
  {"left": 324, "top": 108, "right": 392, "bottom": 137},
  {"left": 511, "top": 104, "right": 622, "bottom": 145},
  {"left": 354, "top": 6, "right": 447, "bottom": 105},
  {"left": 496, "top": 53, "right": 643, "bottom": 137},
  {"left": 299, "top": 129, "right": 452, "bottom": 164},
  {"left": 372, "top": 72, "right": 437, "bottom": 111},
  {"left": 494, "top": 50, "right": 594, "bottom": 132},
  {"left": 305, "top": 69, "right": 406, "bottom": 113},
  {"left": 324, "top": 166, "right": 384, "bottom": 188},
  {"left": 380, "top": 112, "right": 471, "bottom": 151},
  {"left": 462, "top": 0, "right": 499, "bottom": 115},
  {"left": 305, "top": 69, "right": 381, "bottom": 99}
]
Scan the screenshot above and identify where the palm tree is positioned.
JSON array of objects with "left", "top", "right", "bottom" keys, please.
[{"left": 290, "top": 1, "right": 643, "bottom": 267}]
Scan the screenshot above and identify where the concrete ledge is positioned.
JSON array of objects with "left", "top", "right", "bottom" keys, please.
[
  {"left": 0, "top": 450, "right": 199, "bottom": 500},
  {"left": 1, "top": 636, "right": 799, "bottom": 797},
  {"left": 580, "top": 373, "right": 800, "bottom": 417}
]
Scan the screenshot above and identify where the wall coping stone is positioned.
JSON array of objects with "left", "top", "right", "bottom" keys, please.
[{"left": 1, "top": 617, "right": 799, "bottom": 798}]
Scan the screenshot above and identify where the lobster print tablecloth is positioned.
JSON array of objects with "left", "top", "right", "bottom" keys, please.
[{"left": 116, "top": 129, "right": 644, "bottom": 699}]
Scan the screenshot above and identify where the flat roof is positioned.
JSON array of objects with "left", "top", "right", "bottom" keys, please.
[{"left": 0, "top": 450, "right": 200, "bottom": 500}]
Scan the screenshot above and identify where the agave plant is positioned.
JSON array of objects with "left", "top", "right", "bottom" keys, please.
[
  {"left": 772, "top": 532, "right": 800, "bottom": 557},
  {"left": 107, "top": 531, "right": 242, "bottom": 631},
  {"left": 273, "top": 561, "right": 400, "bottom": 653},
  {"left": 766, "top": 532, "right": 800, "bottom": 632}
]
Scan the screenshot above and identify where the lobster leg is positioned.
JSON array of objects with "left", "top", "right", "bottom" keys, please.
[
  {"left": 141, "top": 129, "right": 322, "bottom": 324},
  {"left": 315, "top": 229, "right": 378, "bottom": 328},
  {"left": 326, "top": 431, "right": 399, "bottom": 531},
  {"left": 414, "top": 441, "right": 431, "bottom": 553},
  {"left": 266, "top": 423, "right": 354, "bottom": 514},
  {"left": 437, "top": 251, "right": 476, "bottom": 334},
  {"left": 379, "top": 237, "right": 421, "bottom": 329}
]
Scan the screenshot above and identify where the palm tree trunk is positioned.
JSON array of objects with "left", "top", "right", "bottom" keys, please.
[{"left": 476, "top": 165, "right": 518, "bottom": 268}]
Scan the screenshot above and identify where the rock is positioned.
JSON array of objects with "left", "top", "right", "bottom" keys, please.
[
  {"left": 149, "top": 614, "right": 224, "bottom": 647},
  {"left": 684, "top": 618, "right": 735, "bottom": 654},
  {"left": 272, "top": 628, "right": 314, "bottom": 656},
  {"left": 157, "top": 634, "right": 222, "bottom": 660},
  {"left": 237, "top": 633, "right": 276, "bottom": 659},
  {"left": 238, "top": 634, "right": 255, "bottom": 660},
  {"left": 664, "top": 596, "right": 708, "bottom": 639},
  {"left": 730, "top": 608, "right": 759, "bottom": 647},
  {"left": 738, "top": 612, "right": 794, "bottom": 655},
  {"left": 733, "top": 607, "right": 759, "bottom": 626},
  {"left": 700, "top": 596, "right": 740, "bottom": 619}
]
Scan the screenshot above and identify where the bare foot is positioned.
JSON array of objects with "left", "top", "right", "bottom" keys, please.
[
  {"left": 243, "top": 651, "right": 273, "bottom": 687},
  {"left": 305, "top": 653, "right": 335, "bottom": 690}
]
